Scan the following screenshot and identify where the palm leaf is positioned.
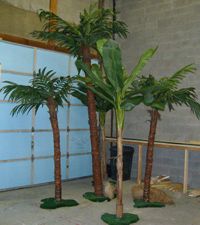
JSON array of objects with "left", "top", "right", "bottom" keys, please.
[
  {"left": 167, "top": 88, "right": 200, "bottom": 119},
  {"left": 1, "top": 68, "right": 72, "bottom": 116},
  {"left": 99, "top": 39, "right": 124, "bottom": 91},
  {"left": 160, "top": 64, "right": 196, "bottom": 90},
  {"left": 123, "top": 47, "right": 157, "bottom": 94},
  {"left": 78, "top": 61, "right": 115, "bottom": 98},
  {"left": 31, "top": 4, "right": 128, "bottom": 56}
]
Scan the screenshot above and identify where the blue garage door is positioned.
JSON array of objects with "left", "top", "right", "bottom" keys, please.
[{"left": 0, "top": 40, "right": 92, "bottom": 190}]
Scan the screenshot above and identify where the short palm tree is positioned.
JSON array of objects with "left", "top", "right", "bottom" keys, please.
[
  {"left": 129, "top": 65, "right": 200, "bottom": 202},
  {"left": 79, "top": 39, "right": 156, "bottom": 219},
  {"left": 1, "top": 68, "right": 73, "bottom": 202},
  {"left": 31, "top": 4, "right": 128, "bottom": 196}
]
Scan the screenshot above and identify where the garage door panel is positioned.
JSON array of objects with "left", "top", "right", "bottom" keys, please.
[
  {"left": 36, "top": 49, "right": 69, "bottom": 75},
  {"left": 34, "top": 132, "right": 53, "bottom": 157},
  {"left": 0, "top": 42, "right": 34, "bottom": 73},
  {"left": 35, "top": 106, "right": 68, "bottom": 130},
  {"left": 34, "top": 131, "right": 67, "bottom": 157},
  {"left": 0, "top": 161, "right": 31, "bottom": 189},
  {"left": 0, "top": 103, "right": 32, "bottom": 130},
  {"left": 33, "top": 157, "right": 67, "bottom": 184},
  {"left": 68, "top": 155, "right": 92, "bottom": 179},
  {"left": 0, "top": 133, "right": 31, "bottom": 160},
  {"left": 69, "top": 131, "right": 91, "bottom": 154},
  {"left": 69, "top": 106, "right": 89, "bottom": 129},
  {"left": 33, "top": 158, "right": 54, "bottom": 184},
  {"left": 61, "top": 156, "right": 67, "bottom": 180}
]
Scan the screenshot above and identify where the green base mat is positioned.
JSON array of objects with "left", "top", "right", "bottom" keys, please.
[
  {"left": 40, "top": 197, "right": 79, "bottom": 209},
  {"left": 83, "top": 192, "right": 109, "bottom": 202},
  {"left": 133, "top": 199, "right": 165, "bottom": 208},
  {"left": 101, "top": 213, "right": 139, "bottom": 225}
]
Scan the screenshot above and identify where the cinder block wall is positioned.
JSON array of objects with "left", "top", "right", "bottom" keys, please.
[
  {"left": 0, "top": 0, "right": 98, "bottom": 39},
  {"left": 116, "top": 0, "right": 200, "bottom": 188}
]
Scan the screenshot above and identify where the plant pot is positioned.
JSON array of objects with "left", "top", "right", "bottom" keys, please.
[{"left": 109, "top": 145, "right": 134, "bottom": 181}]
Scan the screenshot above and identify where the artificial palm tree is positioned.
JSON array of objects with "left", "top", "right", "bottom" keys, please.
[
  {"left": 72, "top": 83, "right": 113, "bottom": 180},
  {"left": 1, "top": 68, "right": 73, "bottom": 203},
  {"left": 129, "top": 66, "right": 200, "bottom": 202},
  {"left": 79, "top": 39, "right": 156, "bottom": 220},
  {"left": 32, "top": 4, "right": 128, "bottom": 196}
]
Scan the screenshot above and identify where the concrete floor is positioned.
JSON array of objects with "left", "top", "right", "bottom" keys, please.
[{"left": 0, "top": 178, "right": 200, "bottom": 225}]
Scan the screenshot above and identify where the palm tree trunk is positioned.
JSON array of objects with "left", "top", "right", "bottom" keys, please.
[
  {"left": 47, "top": 97, "right": 62, "bottom": 201},
  {"left": 82, "top": 46, "right": 103, "bottom": 196},
  {"left": 116, "top": 127, "right": 123, "bottom": 218},
  {"left": 101, "top": 124, "right": 107, "bottom": 180},
  {"left": 143, "top": 109, "right": 159, "bottom": 202},
  {"left": 98, "top": 0, "right": 105, "bottom": 9}
]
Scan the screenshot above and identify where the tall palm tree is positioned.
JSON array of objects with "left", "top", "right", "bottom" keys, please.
[
  {"left": 79, "top": 39, "right": 156, "bottom": 218},
  {"left": 1, "top": 68, "right": 72, "bottom": 201},
  {"left": 129, "top": 66, "right": 200, "bottom": 202},
  {"left": 72, "top": 83, "right": 113, "bottom": 180},
  {"left": 31, "top": 4, "right": 128, "bottom": 196}
]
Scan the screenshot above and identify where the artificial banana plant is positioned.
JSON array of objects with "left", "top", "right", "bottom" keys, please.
[{"left": 78, "top": 39, "right": 156, "bottom": 218}]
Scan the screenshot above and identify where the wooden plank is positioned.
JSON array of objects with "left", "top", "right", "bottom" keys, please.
[
  {"left": 50, "top": 0, "right": 58, "bottom": 13},
  {"left": 0, "top": 33, "right": 98, "bottom": 58},
  {"left": 183, "top": 149, "right": 189, "bottom": 193},
  {"left": 106, "top": 137, "right": 200, "bottom": 151},
  {"left": 137, "top": 144, "right": 143, "bottom": 184},
  {"left": 49, "top": 0, "right": 57, "bottom": 46},
  {"left": 0, "top": 33, "right": 69, "bottom": 53}
]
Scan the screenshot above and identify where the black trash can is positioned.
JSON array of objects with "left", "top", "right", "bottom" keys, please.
[{"left": 109, "top": 145, "right": 134, "bottom": 181}]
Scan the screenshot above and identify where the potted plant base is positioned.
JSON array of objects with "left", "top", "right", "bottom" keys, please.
[
  {"left": 133, "top": 199, "right": 165, "bottom": 208},
  {"left": 40, "top": 197, "right": 79, "bottom": 209},
  {"left": 101, "top": 213, "right": 139, "bottom": 225},
  {"left": 83, "top": 192, "right": 109, "bottom": 202}
]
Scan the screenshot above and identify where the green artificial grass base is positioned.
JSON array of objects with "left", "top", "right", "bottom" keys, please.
[
  {"left": 40, "top": 197, "right": 79, "bottom": 209},
  {"left": 101, "top": 213, "right": 139, "bottom": 225},
  {"left": 83, "top": 192, "right": 109, "bottom": 202},
  {"left": 133, "top": 199, "right": 165, "bottom": 208}
]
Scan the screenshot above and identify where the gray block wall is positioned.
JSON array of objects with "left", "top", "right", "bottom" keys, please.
[{"left": 113, "top": 0, "right": 200, "bottom": 188}]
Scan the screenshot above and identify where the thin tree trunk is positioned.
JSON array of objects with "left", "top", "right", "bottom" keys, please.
[
  {"left": 116, "top": 127, "right": 123, "bottom": 218},
  {"left": 82, "top": 46, "right": 103, "bottom": 196},
  {"left": 143, "top": 109, "right": 159, "bottom": 202},
  {"left": 98, "top": 0, "right": 105, "bottom": 9},
  {"left": 47, "top": 97, "right": 62, "bottom": 201},
  {"left": 101, "top": 125, "right": 107, "bottom": 180}
]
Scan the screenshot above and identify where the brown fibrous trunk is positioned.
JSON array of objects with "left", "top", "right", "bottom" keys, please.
[
  {"left": 116, "top": 127, "right": 123, "bottom": 218},
  {"left": 47, "top": 97, "right": 62, "bottom": 201},
  {"left": 101, "top": 125, "right": 107, "bottom": 180},
  {"left": 143, "top": 109, "right": 159, "bottom": 202},
  {"left": 82, "top": 46, "right": 103, "bottom": 196}
]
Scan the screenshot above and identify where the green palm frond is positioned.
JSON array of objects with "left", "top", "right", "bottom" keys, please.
[
  {"left": 79, "top": 62, "right": 115, "bottom": 100},
  {"left": 78, "top": 39, "right": 156, "bottom": 127},
  {"left": 130, "top": 64, "right": 200, "bottom": 119},
  {"left": 160, "top": 64, "right": 196, "bottom": 90},
  {"left": 1, "top": 68, "right": 72, "bottom": 116},
  {"left": 123, "top": 47, "right": 157, "bottom": 94},
  {"left": 72, "top": 82, "right": 113, "bottom": 113},
  {"left": 166, "top": 88, "right": 200, "bottom": 119},
  {"left": 31, "top": 4, "right": 128, "bottom": 56}
]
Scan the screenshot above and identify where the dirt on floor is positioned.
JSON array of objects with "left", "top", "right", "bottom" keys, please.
[{"left": 0, "top": 178, "right": 200, "bottom": 225}]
